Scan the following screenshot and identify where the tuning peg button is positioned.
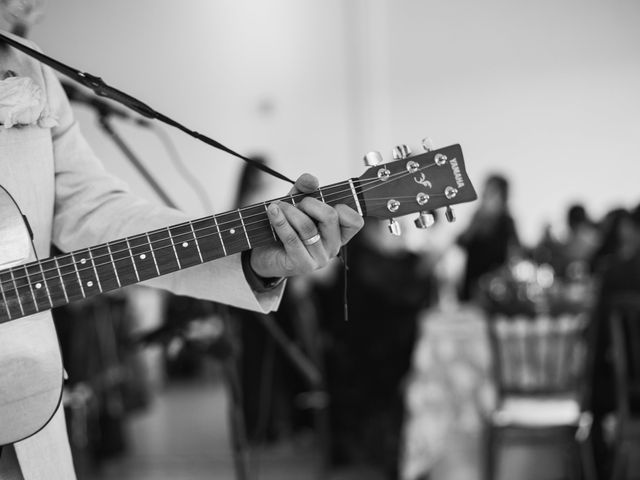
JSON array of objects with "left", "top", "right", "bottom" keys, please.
[
  {"left": 388, "top": 219, "right": 402, "bottom": 236},
  {"left": 434, "top": 153, "right": 448, "bottom": 166},
  {"left": 445, "top": 186, "right": 458, "bottom": 199},
  {"left": 414, "top": 212, "right": 435, "bottom": 229},
  {"left": 422, "top": 137, "right": 435, "bottom": 152},
  {"left": 392, "top": 145, "right": 411, "bottom": 160},
  {"left": 445, "top": 206, "right": 456, "bottom": 223},
  {"left": 363, "top": 151, "right": 383, "bottom": 166}
]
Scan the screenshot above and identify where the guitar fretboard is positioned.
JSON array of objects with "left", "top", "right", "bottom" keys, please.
[{"left": 0, "top": 180, "right": 363, "bottom": 323}]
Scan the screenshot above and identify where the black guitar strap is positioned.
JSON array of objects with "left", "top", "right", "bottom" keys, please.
[
  {"left": 0, "top": 31, "right": 352, "bottom": 320},
  {"left": 0, "top": 31, "right": 294, "bottom": 185}
]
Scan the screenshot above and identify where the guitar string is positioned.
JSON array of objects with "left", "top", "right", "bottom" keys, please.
[
  {"left": 0, "top": 162, "right": 439, "bottom": 287},
  {"left": 0, "top": 160, "right": 454, "bottom": 294},
  {"left": 0, "top": 162, "right": 448, "bottom": 296},
  {"left": 0, "top": 163, "right": 446, "bottom": 297},
  {"left": 0, "top": 191, "right": 446, "bottom": 312}
]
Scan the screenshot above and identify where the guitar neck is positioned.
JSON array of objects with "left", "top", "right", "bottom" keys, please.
[{"left": 0, "top": 179, "right": 363, "bottom": 323}]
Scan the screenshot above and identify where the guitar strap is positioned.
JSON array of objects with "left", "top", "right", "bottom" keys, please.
[
  {"left": 0, "top": 30, "right": 352, "bottom": 320},
  {"left": 0, "top": 31, "right": 294, "bottom": 185}
]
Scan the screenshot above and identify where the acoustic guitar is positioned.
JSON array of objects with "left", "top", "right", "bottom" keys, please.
[{"left": 0, "top": 142, "right": 476, "bottom": 445}]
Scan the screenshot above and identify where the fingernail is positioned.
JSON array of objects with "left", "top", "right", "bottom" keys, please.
[{"left": 268, "top": 203, "right": 280, "bottom": 216}]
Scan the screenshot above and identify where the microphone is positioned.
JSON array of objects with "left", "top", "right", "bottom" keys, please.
[{"left": 61, "top": 81, "right": 152, "bottom": 127}]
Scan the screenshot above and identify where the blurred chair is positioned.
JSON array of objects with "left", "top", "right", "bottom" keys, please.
[
  {"left": 608, "top": 294, "right": 640, "bottom": 480},
  {"left": 485, "top": 313, "right": 596, "bottom": 480}
]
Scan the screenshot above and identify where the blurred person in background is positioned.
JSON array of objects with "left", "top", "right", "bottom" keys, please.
[
  {"left": 317, "top": 217, "right": 439, "bottom": 479},
  {"left": 590, "top": 204, "right": 640, "bottom": 479},
  {"left": 456, "top": 174, "right": 520, "bottom": 302},
  {"left": 533, "top": 203, "right": 600, "bottom": 279},
  {"left": 560, "top": 204, "right": 600, "bottom": 279},
  {"left": 590, "top": 208, "right": 630, "bottom": 275}
]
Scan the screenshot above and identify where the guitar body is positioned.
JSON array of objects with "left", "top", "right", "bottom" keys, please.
[{"left": 0, "top": 186, "right": 63, "bottom": 446}]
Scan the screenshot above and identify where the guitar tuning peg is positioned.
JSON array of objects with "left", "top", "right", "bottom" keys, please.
[
  {"left": 445, "top": 206, "right": 456, "bottom": 223},
  {"left": 392, "top": 144, "right": 411, "bottom": 160},
  {"left": 414, "top": 211, "right": 435, "bottom": 229},
  {"left": 388, "top": 218, "right": 402, "bottom": 236},
  {"left": 363, "top": 151, "right": 383, "bottom": 166},
  {"left": 421, "top": 137, "right": 435, "bottom": 152}
]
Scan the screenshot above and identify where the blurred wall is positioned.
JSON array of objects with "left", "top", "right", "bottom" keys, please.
[
  {"left": 23, "top": 0, "right": 640, "bottom": 244},
  {"left": 378, "top": 0, "right": 640, "bottom": 243},
  {"left": 30, "top": 0, "right": 355, "bottom": 214}
]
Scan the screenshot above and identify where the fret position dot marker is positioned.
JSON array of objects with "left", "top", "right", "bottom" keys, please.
[
  {"left": 182, "top": 242, "right": 189, "bottom": 247},
  {"left": 87, "top": 281, "right": 94, "bottom": 287},
  {"left": 140, "top": 254, "right": 146, "bottom": 260},
  {"left": 80, "top": 258, "right": 87, "bottom": 264},
  {"left": 35, "top": 283, "right": 42, "bottom": 289},
  {"left": 230, "top": 229, "right": 236, "bottom": 235}
]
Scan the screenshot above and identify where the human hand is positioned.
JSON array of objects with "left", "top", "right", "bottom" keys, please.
[{"left": 249, "top": 173, "right": 364, "bottom": 279}]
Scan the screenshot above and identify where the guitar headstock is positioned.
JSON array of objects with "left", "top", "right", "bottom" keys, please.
[{"left": 357, "top": 141, "right": 477, "bottom": 234}]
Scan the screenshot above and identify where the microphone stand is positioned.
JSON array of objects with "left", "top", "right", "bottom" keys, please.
[
  {"left": 97, "top": 115, "right": 179, "bottom": 210},
  {"left": 97, "top": 111, "right": 328, "bottom": 480}
]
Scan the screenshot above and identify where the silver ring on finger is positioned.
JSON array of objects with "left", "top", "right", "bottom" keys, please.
[{"left": 302, "top": 233, "right": 321, "bottom": 246}]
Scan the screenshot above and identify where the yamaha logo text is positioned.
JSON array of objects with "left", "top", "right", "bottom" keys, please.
[{"left": 449, "top": 158, "right": 465, "bottom": 188}]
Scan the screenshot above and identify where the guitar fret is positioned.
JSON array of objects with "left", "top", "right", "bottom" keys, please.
[
  {"left": 318, "top": 188, "right": 326, "bottom": 204},
  {"left": 9, "top": 269, "right": 25, "bottom": 317},
  {"left": 0, "top": 278, "right": 11, "bottom": 320},
  {"left": 109, "top": 239, "right": 138, "bottom": 286},
  {"left": 217, "top": 211, "right": 249, "bottom": 255},
  {"left": 106, "top": 243, "right": 122, "bottom": 288},
  {"left": 191, "top": 217, "right": 225, "bottom": 262},
  {"left": 26, "top": 262, "right": 51, "bottom": 310},
  {"left": 319, "top": 183, "right": 350, "bottom": 209},
  {"left": 53, "top": 257, "right": 69, "bottom": 303},
  {"left": 242, "top": 205, "right": 275, "bottom": 249},
  {"left": 213, "top": 215, "right": 226, "bottom": 256},
  {"left": 348, "top": 179, "right": 363, "bottom": 216},
  {"left": 41, "top": 258, "right": 67, "bottom": 307},
  {"left": 71, "top": 249, "right": 101, "bottom": 298},
  {"left": 167, "top": 227, "right": 181, "bottom": 269},
  {"left": 147, "top": 229, "right": 178, "bottom": 275},
  {"left": 264, "top": 202, "right": 277, "bottom": 240},
  {"left": 23, "top": 266, "right": 39, "bottom": 311},
  {"left": 128, "top": 235, "right": 157, "bottom": 281},
  {"left": 91, "top": 245, "right": 120, "bottom": 292},
  {"left": 11, "top": 266, "right": 39, "bottom": 316},
  {"left": 73, "top": 249, "right": 103, "bottom": 297},
  {"left": 37, "top": 261, "right": 53, "bottom": 308},
  {"left": 238, "top": 210, "right": 251, "bottom": 248},
  {"left": 57, "top": 255, "right": 84, "bottom": 301},
  {"left": 0, "top": 271, "right": 20, "bottom": 320},
  {"left": 71, "top": 255, "right": 86, "bottom": 298},
  {"left": 189, "top": 222, "right": 204, "bottom": 263},
  {"left": 146, "top": 233, "right": 161, "bottom": 276},
  {"left": 126, "top": 239, "right": 141, "bottom": 282},
  {"left": 169, "top": 224, "right": 201, "bottom": 269},
  {"left": 87, "top": 247, "right": 103, "bottom": 293}
]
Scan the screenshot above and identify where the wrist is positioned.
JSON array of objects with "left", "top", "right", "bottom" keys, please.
[{"left": 241, "top": 250, "right": 285, "bottom": 293}]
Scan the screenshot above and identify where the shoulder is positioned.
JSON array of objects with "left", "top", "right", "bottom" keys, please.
[
  {"left": 0, "top": 31, "right": 75, "bottom": 134},
  {"left": 0, "top": 30, "right": 44, "bottom": 79}
]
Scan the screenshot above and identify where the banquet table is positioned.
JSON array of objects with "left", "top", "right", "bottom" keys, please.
[{"left": 401, "top": 303, "right": 494, "bottom": 480}]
